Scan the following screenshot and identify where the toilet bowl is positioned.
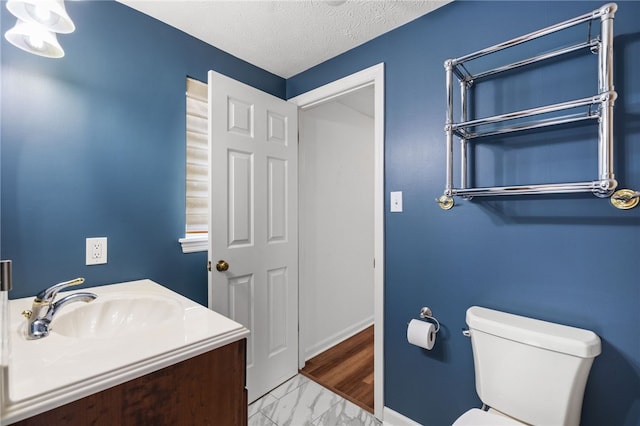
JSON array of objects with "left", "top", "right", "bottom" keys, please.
[
  {"left": 453, "top": 408, "right": 524, "bottom": 425},
  {"left": 453, "top": 306, "right": 601, "bottom": 426}
]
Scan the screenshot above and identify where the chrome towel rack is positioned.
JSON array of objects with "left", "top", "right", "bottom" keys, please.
[{"left": 439, "top": 3, "right": 631, "bottom": 210}]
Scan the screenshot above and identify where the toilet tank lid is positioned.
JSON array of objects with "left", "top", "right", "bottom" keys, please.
[{"left": 466, "top": 306, "right": 601, "bottom": 358}]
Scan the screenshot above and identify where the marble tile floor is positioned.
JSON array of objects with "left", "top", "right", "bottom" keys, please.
[{"left": 248, "top": 374, "right": 381, "bottom": 426}]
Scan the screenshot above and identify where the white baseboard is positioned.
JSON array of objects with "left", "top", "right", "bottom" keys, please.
[
  {"left": 304, "top": 316, "right": 373, "bottom": 361},
  {"left": 383, "top": 406, "right": 423, "bottom": 426}
]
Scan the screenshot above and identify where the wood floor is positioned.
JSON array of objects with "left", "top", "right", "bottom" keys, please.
[{"left": 299, "top": 325, "right": 374, "bottom": 413}]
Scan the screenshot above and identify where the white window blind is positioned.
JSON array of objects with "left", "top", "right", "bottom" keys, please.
[{"left": 181, "top": 77, "right": 209, "bottom": 252}]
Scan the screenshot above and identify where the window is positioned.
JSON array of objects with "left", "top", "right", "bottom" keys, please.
[{"left": 179, "top": 77, "right": 208, "bottom": 253}]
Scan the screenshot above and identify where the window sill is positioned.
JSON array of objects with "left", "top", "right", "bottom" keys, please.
[{"left": 179, "top": 235, "right": 208, "bottom": 253}]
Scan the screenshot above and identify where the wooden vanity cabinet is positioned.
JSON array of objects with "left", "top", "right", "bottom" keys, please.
[{"left": 13, "top": 339, "right": 247, "bottom": 426}]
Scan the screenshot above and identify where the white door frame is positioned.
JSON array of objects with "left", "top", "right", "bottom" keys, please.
[{"left": 289, "top": 63, "right": 385, "bottom": 420}]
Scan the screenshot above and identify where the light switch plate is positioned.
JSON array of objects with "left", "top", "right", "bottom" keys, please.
[
  {"left": 86, "top": 237, "right": 107, "bottom": 265},
  {"left": 390, "top": 191, "right": 403, "bottom": 212}
]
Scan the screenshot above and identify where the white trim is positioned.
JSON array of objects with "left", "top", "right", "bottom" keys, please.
[
  {"left": 383, "top": 407, "right": 423, "bottom": 426},
  {"left": 290, "top": 62, "right": 385, "bottom": 420},
  {"left": 304, "top": 317, "right": 374, "bottom": 361},
  {"left": 178, "top": 235, "right": 208, "bottom": 253}
]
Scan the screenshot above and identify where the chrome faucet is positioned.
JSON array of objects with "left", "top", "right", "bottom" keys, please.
[{"left": 22, "top": 278, "right": 97, "bottom": 339}]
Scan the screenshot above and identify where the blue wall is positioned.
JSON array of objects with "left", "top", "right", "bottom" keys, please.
[
  {"left": 289, "top": 1, "right": 640, "bottom": 425},
  {"left": 1, "top": 1, "right": 284, "bottom": 304},
  {"left": 2, "top": 1, "right": 640, "bottom": 425}
]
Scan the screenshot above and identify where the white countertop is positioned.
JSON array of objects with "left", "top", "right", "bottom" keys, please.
[{"left": 1, "top": 279, "right": 249, "bottom": 425}]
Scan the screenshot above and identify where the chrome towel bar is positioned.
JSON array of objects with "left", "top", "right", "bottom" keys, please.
[{"left": 439, "top": 3, "right": 632, "bottom": 209}]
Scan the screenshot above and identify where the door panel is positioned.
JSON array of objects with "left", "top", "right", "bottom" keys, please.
[
  {"left": 267, "top": 157, "right": 288, "bottom": 242},
  {"left": 228, "top": 150, "right": 253, "bottom": 247},
  {"left": 228, "top": 97, "right": 253, "bottom": 136},
  {"left": 228, "top": 274, "right": 254, "bottom": 366},
  {"left": 267, "top": 267, "right": 288, "bottom": 355},
  {"left": 208, "top": 70, "right": 298, "bottom": 403}
]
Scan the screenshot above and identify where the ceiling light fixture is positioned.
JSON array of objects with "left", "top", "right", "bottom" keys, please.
[
  {"left": 6, "top": 0, "right": 75, "bottom": 33},
  {"left": 4, "top": 19, "right": 65, "bottom": 58},
  {"left": 4, "top": 0, "right": 74, "bottom": 58}
]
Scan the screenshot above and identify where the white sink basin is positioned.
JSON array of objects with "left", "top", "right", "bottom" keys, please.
[
  {"left": 4, "top": 279, "right": 249, "bottom": 425},
  {"left": 52, "top": 294, "right": 183, "bottom": 338}
]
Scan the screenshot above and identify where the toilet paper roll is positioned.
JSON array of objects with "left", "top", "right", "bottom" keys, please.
[{"left": 407, "top": 319, "right": 436, "bottom": 350}]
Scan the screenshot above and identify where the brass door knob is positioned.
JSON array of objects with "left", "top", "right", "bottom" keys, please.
[{"left": 216, "top": 260, "right": 229, "bottom": 272}]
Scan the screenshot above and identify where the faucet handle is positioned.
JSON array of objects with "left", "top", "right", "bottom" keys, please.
[{"left": 35, "top": 277, "right": 85, "bottom": 304}]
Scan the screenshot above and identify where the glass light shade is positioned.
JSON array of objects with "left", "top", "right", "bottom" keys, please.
[
  {"left": 6, "top": 0, "right": 75, "bottom": 34},
  {"left": 4, "top": 19, "right": 65, "bottom": 58}
]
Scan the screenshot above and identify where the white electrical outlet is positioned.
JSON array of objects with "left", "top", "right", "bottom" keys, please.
[
  {"left": 86, "top": 237, "right": 107, "bottom": 265},
  {"left": 390, "top": 191, "right": 403, "bottom": 212}
]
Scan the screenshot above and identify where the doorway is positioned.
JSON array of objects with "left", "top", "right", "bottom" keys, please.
[
  {"left": 207, "top": 64, "right": 385, "bottom": 418},
  {"left": 290, "top": 63, "right": 384, "bottom": 419},
  {"left": 297, "top": 85, "right": 375, "bottom": 411}
]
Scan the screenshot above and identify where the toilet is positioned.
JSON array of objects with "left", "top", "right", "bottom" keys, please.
[{"left": 453, "top": 306, "right": 601, "bottom": 426}]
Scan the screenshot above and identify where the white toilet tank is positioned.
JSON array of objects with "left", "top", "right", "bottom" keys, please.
[{"left": 466, "top": 306, "right": 601, "bottom": 426}]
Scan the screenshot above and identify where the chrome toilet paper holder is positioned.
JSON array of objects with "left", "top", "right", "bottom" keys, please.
[{"left": 418, "top": 306, "right": 440, "bottom": 333}]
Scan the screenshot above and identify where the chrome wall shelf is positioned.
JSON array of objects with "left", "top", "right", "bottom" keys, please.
[{"left": 440, "top": 3, "right": 619, "bottom": 210}]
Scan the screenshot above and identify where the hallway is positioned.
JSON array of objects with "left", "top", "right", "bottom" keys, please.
[{"left": 300, "top": 326, "right": 374, "bottom": 413}]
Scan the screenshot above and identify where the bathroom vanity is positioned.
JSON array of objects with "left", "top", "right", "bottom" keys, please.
[
  {"left": 12, "top": 339, "right": 247, "bottom": 425},
  {"left": 1, "top": 280, "right": 250, "bottom": 425}
]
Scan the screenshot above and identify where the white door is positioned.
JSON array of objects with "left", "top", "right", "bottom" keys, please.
[{"left": 208, "top": 70, "right": 298, "bottom": 403}]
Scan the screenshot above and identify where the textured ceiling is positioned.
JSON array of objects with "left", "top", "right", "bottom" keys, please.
[{"left": 116, "top": 0, "right": 451, "bottom": 78}]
